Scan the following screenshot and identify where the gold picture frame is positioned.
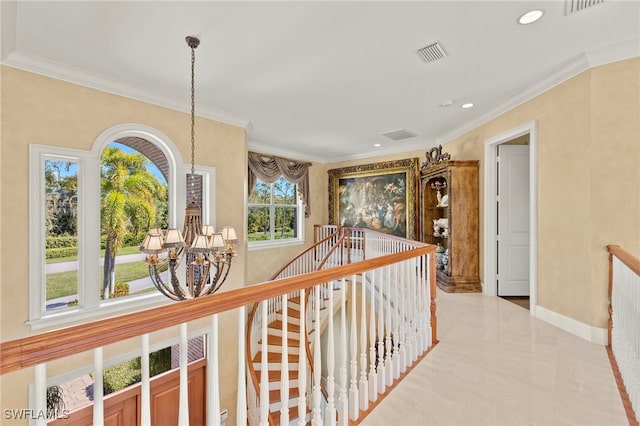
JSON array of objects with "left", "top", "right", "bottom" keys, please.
[{"left": 328, "top": 158, "right": 419, "bottom": 239}]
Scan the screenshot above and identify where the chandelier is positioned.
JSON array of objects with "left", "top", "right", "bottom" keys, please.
[{"left": 140, "top": 36, "right": 237, "bottom": 300}]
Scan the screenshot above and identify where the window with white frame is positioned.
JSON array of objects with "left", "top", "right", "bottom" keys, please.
[
  {"left": 248, "top": 176, "right": 303, "bottom": 246},
  {"left": 28, "top": 125, "right": 214, "bottom": 330}
]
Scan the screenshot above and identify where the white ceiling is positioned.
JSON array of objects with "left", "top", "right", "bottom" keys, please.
[{"left": 2, "top": 1, "right": 639, "bottom": 163}]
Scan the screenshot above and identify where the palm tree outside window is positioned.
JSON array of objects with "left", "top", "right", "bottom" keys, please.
[{"left": 100, "top": 143, "right": 168, "bottom": 300}]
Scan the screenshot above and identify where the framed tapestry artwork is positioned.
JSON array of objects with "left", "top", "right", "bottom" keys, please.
[{"left": 328, "top": 158, "right": 419, "bottom": 240}]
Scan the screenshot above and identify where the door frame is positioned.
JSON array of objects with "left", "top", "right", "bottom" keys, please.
[{"left": 483, "top": 120, "right": 538, "bottom": 314}]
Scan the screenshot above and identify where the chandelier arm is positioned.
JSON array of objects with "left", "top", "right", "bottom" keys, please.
[
  {"left": 168, "top": 259, "right": 188, "bottom": 300},
  {"left": 198, "top": 257, "right": 222, "bottom": 297},
  {"left": 148, "top": 264, "right": 182, "bottom": 302},
  {"left": 204, "top": 256, "right": 234, "bottom": 296},
  {"left": 193, "top": 261, "right": 212, "bottom": 296}
]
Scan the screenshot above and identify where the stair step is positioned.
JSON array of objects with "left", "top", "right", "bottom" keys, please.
[
  {"left": 276, "top": 312, "right": 300, "bottom": 325},
  {"left": 254, "top": 362, "right": 300, "bottom": 370},
  {"left": 259, "top": 335, "right": 302, "bottom": 354},
  {"left": 288, "top": 296, "right": 302, "bottom": 305},
  {"left": 269, "top": 319, "right": 300, "bottom": 333},
  {"left": 269, "top": 386, "right": 300, "bottom": 403},
  {"left": 261, "top": 369, "right": 300, "bottom": 390},
  {"left": 279, "top": 306, "right": 301, "bottom": 319},
  {"left": 268, "top": 387, "right": 301, "bottom": 412},
  {"left": 267, "top": 327, "right": 301, "bottom": 340},
  {"left": 253, "top": 351, "right": 299, "bottom": 364},
  {"left": 263, "top": 344, "right": 300, "bottom": 355},
  {"left": 266, "top": 369, "right": 299, "bottom": 382},
  {"left": 266, "top": 334, "right": 300, "bottom": 348},
  {"left": 270, "top": 405, "right": 312, "bottom": 426}
]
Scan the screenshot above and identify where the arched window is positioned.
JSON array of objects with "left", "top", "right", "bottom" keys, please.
[{"left": 28, "top": 124, "right": 216, "bottom": 330}]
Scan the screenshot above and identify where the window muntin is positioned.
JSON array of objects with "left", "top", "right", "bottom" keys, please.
[{"left": 248, "top": 177, "right": 302, "bottom": 245}]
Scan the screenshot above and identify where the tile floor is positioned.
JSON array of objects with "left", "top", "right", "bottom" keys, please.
[{"left": 361, "top": 290, "right": 627, "bottom": 426}]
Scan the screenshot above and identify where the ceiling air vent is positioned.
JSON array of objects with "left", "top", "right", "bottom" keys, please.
[
  {"left": 381, "top": 129, "right": 417, "bottom": 141},
  {"left": 417, "top": 42, "right": 447, "bottom": 63},
  {"left": 565, "top": 0, "right": 605, "bottom": 15}
]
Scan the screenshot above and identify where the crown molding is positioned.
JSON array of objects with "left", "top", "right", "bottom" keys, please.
[
  {"left": 3, "top": 36, "right": 637, "bottom": 165},
  {"left": 433, "top": 38, "right": 640, "bottom": 148},
  {"left": 323, "top": 38, "right": 640, "bottom": 165},
  {"left": 320, "top": 138, "right": 434, "bottom": 164},
  {"left": 247, "top": 140, "right": 320, "bottom": 164},
  {"left": 585, "top": 37, "right": 640, "bottom": 68},
  {"left": 433, "top": 53, "right": 591, "bottom": 147},
  {"left": 1, "top": 51, "right": 250, "bottom": 129}
]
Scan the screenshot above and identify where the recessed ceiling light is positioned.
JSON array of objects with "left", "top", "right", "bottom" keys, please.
[
  {"left": 439, "top": 100, "right": 454, "bottom": 108},
  {"left": 373, "top": 143, "right": 382, "bottom": 147},
  {"left": 518, "top": 9, "right": 544, "bottom": 25},
  {"left": 461, "top": 103, "right": 474, "bottom": 109}
]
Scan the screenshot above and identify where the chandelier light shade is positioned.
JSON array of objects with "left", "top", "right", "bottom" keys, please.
[{"left": 140, "top": 36, "right": 237, "bottom": 300}]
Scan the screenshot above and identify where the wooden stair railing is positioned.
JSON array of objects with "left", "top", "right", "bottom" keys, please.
[
  {"left": 607, "top": 245, "right": 640, "bottom": 426},
  {"left": 246, "top": 226, "right": 437, "bottom": 425},
  {"left": 1, "top": 226, "right": 435, "bottom": 426},
  {"left": 247, "top": 227, "right": 349, "bottom": 425}
]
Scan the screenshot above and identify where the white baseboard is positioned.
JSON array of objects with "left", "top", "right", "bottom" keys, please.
[{"left": 535, "top": 305, "right": 608, "bottom": 345}]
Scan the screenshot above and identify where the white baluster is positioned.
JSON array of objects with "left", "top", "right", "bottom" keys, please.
[
  {"left": 237, "top": 306, "right": 248, "bottom": 426},
  {"left": 377, "top": 267, "right": 386, "bottom": 393},
  {"left": 424, "top": 254, "right": 432, "bottom": 352},
  {"left": 385, "top": 266, "right": 393, "bottom": 386},
  {"left": 141, "top": 334, "right": 151, "bottom": 426},
  {"left": 280, "top": 294, "right": 290, "bottom": 426},
  {"left": 369, "top": 269, "right": 378, "bottom": 402},
  {"left": 259, "top": 300, "right": 269, "bottom": 426},
  {"left": 93, "top": 347, "right": 104, "bottom": 426},
  {"left": 359, "top": 271, "right": 369, "bottom": 411},
  {"left": 208, "top": 314, "right": 221, "bottom": 425},
  {"left": 34, "top": 363, "right": 47, "bottom": 426},
  {"left": 399, "top": 261, "right": 408, "bottom": 374},
  {"left": 325, "top": 281, "right": 336, "bottom": 426},
  {"left": 179, "top": 323, "right": 189, "bottom": 425},
  {"left": 416, "top": 256, "right": 423, "bottom": 357},
  {"left": 339, "top": 278, "right": 349, "bottom": 425},
  {"left": 412, "top": 256, "right": 420, "bottom": 360},
  {"left": 312, "top": 286, "right": 322, "bottom": 425},
  {"left": 298, "top": 289, "right": 308, "bottom": 426},
  {"left": 393, "top": 263, "right": 400, "bottom": 380},
  {"left": 349, "top": 275, "right": 359, "bottom": 420}
]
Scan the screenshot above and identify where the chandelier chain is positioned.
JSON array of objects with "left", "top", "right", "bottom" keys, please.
[
  {"left": 190, "top": 41, "right": 196, "bottom": 176},
  {"left": 140, "top": 35, "right": 237, "bottom": 301}
]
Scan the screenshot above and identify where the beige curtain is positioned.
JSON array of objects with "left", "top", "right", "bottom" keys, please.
[{"left": 248, "top": 152, "right": 312, "bottom": 217}]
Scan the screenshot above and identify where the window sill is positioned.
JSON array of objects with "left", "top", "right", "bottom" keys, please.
[
  {"left": 248, "top": 239, "right": 305, "bottom": 251},
  {"left": 27, "top": 293, "right": 171, "bottom": 331}
]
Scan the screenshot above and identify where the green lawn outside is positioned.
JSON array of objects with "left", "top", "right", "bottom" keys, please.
[
  {"left": 46, "top": 245, "right": 142, "bottom": 264},
  {"left": 248, "top": 229, "right": 295, "bottom": 242},
  {"left": 46, "top": 259, "right": 150, "bottom": 300}
]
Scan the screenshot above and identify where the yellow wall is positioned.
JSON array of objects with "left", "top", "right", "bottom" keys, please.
[
  {"left": 319, "top": 57, "right": 640, "bottom": 330},
  {"left": 0, "top": 65, "right": 248, "bottom": 421}
]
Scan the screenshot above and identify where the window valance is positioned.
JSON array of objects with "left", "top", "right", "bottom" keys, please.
[{"left": 248, "top": 151, "right": 312, "bottom": 217}]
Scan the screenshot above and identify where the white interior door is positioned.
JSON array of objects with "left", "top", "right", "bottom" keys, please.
[{"left": 497, "top": 145, "right": 530, "bottom": 296}]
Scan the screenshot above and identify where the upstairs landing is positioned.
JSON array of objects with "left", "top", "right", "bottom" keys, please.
[{"left": 362, "top": 290, "right": 626, "bottom": 425}]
